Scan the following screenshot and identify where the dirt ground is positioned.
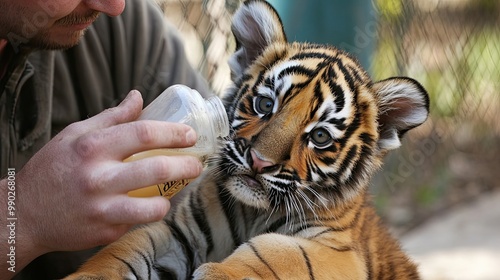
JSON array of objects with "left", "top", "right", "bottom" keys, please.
[{"left": 400, "top": 190, "right": 500, "bottom": 280}]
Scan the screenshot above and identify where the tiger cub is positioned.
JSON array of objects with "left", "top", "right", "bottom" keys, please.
[{"left": 67, "top": 0, "right": 428, "bottom": 279}]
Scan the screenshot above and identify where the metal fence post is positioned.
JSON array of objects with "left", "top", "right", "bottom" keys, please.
[{"left": 267, "top": 0, "right": 376, "bottom": 71}]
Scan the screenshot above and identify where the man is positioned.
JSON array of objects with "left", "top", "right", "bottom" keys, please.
[{"left": 0, "top": 0, "right": 211, "bottom": 278}]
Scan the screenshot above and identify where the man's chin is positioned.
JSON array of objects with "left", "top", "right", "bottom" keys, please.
[{"left": 25, "top": 29, "right": 87, "bottom": 51}]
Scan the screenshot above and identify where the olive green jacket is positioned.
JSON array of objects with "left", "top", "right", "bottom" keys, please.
[
  {"left": 1, "top": 0, "right": 209, "bottom": 278},
  {"left": 0, "top": 0, "right": 209, "bottom": 178}
]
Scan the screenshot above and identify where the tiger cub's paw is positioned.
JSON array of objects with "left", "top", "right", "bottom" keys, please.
[
  {"left": 63, "top": 263, "right": 135, "bottom": 280},
  {"left": 63, "top": 273, "right": 107, "bottom": 280},
  {"left": 64, "top": 271, "right": 134, "bottom": 280},
  {"left": 193, "top": 262, "right": 255, "bottom": 280},
  {"left": 193, "top": 263, "right": 230, "bottom": 280}
]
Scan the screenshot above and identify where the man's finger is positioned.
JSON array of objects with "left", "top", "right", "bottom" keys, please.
[
  {"left": 72, "top": 90, "right": 144, "bottom": 133},
  {"left": 73, "top": 121, "right": 197, "bottom": 160},
  {"left": 104, "top": 196, "right": 171, "bottom": 225},
  {"left": 91, "top": 155, "right": 203, "bottom": 194}
]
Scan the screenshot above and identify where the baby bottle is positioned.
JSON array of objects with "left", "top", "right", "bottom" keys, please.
[{"left": 125, "top": 84, "right": 229, "bottom": 198}]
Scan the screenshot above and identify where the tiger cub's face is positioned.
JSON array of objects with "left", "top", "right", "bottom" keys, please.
[{"left": 214, "top": 0, "right": 429, "bottom": 216}]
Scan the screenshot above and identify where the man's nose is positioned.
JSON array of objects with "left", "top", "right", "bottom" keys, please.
[{"left": 83, "top": 0, "right": 125, "bottom": 17}]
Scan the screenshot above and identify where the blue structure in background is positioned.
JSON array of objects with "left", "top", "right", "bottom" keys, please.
[{"left": 267, "top": 0, "right": 376, "bottom": 71}]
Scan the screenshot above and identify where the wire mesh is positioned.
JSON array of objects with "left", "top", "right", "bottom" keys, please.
[
  {"left": 371, "top": 0, "right": 500, "bottom": 232},
  {"left": 157, "top": 0, "right": 240, "bottom": 95}
]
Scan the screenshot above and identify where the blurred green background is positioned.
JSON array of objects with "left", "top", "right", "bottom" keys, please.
[{"left": 367, "top": 0, "right": 500, "bottom": 234}]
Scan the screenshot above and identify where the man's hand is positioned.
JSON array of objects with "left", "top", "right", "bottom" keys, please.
[{"left": 1, "top": 90, "right": 203, "bottom": 274}]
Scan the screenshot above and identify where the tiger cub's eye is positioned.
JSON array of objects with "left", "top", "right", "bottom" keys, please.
[
  {"left": 310, "top": 128, "right": 333, "bottom": 148},
  {"left": 254, "top": 96, "right": 274, "bottom": 114}
]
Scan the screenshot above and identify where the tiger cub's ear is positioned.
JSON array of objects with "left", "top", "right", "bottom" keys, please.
[
  {"left": 229, "top": 0, "right": 287, "bottom": 80},
  {"left": 373, "top": 77, "right": 430, "bottom": 152}
]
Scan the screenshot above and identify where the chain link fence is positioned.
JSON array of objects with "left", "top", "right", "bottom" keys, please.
[
  {"left": 157, "top": 0, "right": 240, "bottom": 95},
  {"left": 157, "top": 0, "right": 500, "bottom": 232},
  {"left": 371, "top": 0, "right": 500, "bottom": 233}
]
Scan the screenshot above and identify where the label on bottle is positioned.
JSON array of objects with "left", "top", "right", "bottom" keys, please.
[
  {"left": 128, "top": 179, "right": 192, "bottom": 199},
  {"left": 157, "top": 179, "right": 192, "bottom": 198}
]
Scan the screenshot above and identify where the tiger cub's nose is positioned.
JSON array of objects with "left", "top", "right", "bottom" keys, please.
[{"left": 250, "top": 149, "right": 280, "bottom": 174}]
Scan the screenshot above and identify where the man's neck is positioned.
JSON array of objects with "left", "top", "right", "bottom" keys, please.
[
  {"left": 0, "top": 39, "right": 7, "bottom": 54},
  {"left": 0, "top": 39, "right": 12, "bottom": 81}
]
